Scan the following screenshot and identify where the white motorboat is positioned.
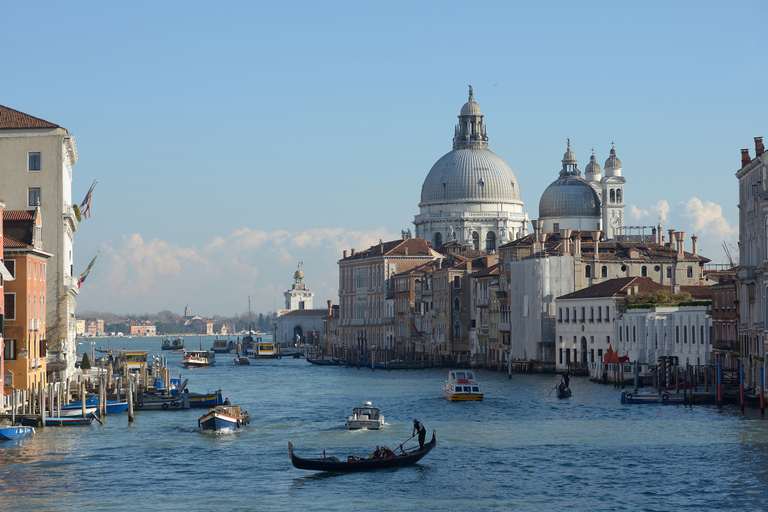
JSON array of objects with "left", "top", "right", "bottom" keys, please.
[
  {"left": 181, "top": 350, "right": 215, "bottom": 368},
  {"left": 442, "top": 370, "right": 483, "bottom": 401},
  {"left": 344, "top": 401, "right": 385, "bottom": 430}
]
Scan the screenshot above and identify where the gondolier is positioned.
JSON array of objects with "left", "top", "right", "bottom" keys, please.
[{"left": 413, "top": 419, "right": 426, "bottom": 449}]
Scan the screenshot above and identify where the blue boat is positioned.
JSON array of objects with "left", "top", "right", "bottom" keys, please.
[
  {"left": 0, "top": 426, "right": 35, "bottom": 440},
  {"left": 67, "top": 397, "right": 128, "bottom": 414},
  {"left": 198, "top": 405, "right": 250, "bottom": 431}
]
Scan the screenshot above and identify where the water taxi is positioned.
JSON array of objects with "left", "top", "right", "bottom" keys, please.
[
  {"left": 116, "top": 350, "right": 149, "bottom": 372},
  {"left": 345, "top": 401, "right": 385, "bottom": 430},
  {"left": 198, "top": 404, "right": 250, "bottom": 431},
  {"left": 248, "top": 342, "right": 277, "bottom": 359},
  {"left": 442, "top": 370, "right": 483, "bottom": 401},
  {"left": 181, "top": 350, "right": 215, "bottom": 368}
]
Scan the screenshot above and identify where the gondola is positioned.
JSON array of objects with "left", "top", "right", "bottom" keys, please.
[
  {"left": 556, "top": 386, "right": 572, "bottom": 398},
  {"left": 289, "top": 431, "right": 436, "bottom": 472}
]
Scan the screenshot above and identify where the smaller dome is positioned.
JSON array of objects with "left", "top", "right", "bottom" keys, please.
[
  {"left": 460, "top": 100, "right": 482, "bottom": 117},
  {"left": 585, "top": 153, "right": 602, "bottom": 175},
  {"left": 604, "top": 147, "right": 622, "bottom": 170},
  {"left": 539, "top": 177, "right": 601, "bottom": 219},
  {"left": 562, "top": 139, "right": 577, "bottom": 164}
]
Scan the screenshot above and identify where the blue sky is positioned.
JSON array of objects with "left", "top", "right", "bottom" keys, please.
[{"left": 2, "top": 1, "right": 762, "bottom": 317}]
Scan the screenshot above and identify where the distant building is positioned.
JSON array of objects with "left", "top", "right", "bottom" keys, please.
[
  {"left": 127, "top": 320, "right": 156, "bottom": 336},
  {"left": 273, "top": 264, "right": 326, "bottom": 347},
  {"left": 3, "top": 206, "right": 51, "bottom": 394},
  {"left": 84, "top": 319, "right": 104, "bottom": 335},
  {"left": 75, "top": 319, "right": 86, "bottom": 336},
  {"left": 0, "top": 105, "right": 81, "bottom": 382},
  {"left": 709, "top": 271, "right": 738, "bottom": 369}
]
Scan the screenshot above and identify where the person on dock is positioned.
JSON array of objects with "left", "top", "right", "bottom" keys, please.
[{"left": 413, "top": 419, "right": 426, "bottom": 449}]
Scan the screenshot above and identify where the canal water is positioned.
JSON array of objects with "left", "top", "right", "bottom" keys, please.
[{"left": 2, "top": 336, "right": 768, "bottom": 511}]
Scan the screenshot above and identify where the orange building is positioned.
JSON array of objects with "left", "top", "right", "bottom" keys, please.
[{"left": 3, "top": 207, "right": 51, "bottom": 394}]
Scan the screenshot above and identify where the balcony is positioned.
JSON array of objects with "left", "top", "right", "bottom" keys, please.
[
  {"left": 739, "top": 267, "right": 757, "bottom": 281},
  {"left": 475, "top": 298, "right": 490, "bottom": 307},
  {"left": 498, "top": 322, "right": 510, "bottom": 331}
]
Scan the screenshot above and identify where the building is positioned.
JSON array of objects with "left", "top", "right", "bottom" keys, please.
[
  {"left": 273, "top": 265, "right": 326, "bottom": 348},
  {"left": 413, "top": 88, "right": 529, "bottom": 251},
  {"left": 3, "top": 207, "right": 51, "bottom": 394},
  {"left": 469, "top": 262, "right": 502, "bottom": 369},
  {"left": 0, "top": 105, "right": 80, "bottom": 382},
  {"left": 338, "top": 237, "right": 442, "bottom": 360},
  {"left": 127, "top": 320, "right": 156, "bottom": 337},
  {"left": 84, "top": 318, "right": 104, "bottom": 336},
  {"left": 709, "top": 271, "right": 739, "bottom": 369},
  {"left": 735, "top": 136, "right": 767, "bottom": 391}
]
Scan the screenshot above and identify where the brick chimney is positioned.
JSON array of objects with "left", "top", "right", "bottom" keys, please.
[
  {"left": 668, "top": 229, "right": 675, "bottom": 251},
  {"left": 675, "top": 231, "right": 685, "bottom": 258},
  {"left": 351, "top": 248, "right": 355, "bottom": 257},
  {"left": 561, "top": 229, "right": 572, "bottom": 254},
  {"left": 756, "top": 137, "right": 765, "bottom": 156},
  {"left": 327, "top": 300, "right": 333, "bottom": 316},
  {"left": 343, "top": 250, "right": 347, "bottom": 259},
  {"left": 742, "top": 148, "right": 751, "bottom": 167},
  {"left": 573, "top": 230, "right": 582, "bottom": 257},
  {"left": 691, "top": 234, "right": 698, "bottom": 256},
  {"left": 467, "top": 259, "right": 472, "bottom": 273}
]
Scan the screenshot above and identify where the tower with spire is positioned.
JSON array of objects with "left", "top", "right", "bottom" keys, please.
[{"left": 600, "top": 144, "right": 626, "bottom": 240}]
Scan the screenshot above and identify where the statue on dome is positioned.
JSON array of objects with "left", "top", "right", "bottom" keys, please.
[{"left": 468, "top": 85, "right": 474, "bottom": 102}]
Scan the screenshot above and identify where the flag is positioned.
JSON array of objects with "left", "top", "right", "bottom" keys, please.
[
  {"left": 412, "top": 322, "right": 421, "bottom": 337},
  {"left": 77, "top": 252, "right": 99, "bottom": 289},
  {"left": 79, "top": 180, "right": 97, "bottom": 219}
]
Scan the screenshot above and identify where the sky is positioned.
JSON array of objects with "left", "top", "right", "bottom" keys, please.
[{"left": 1, "top": 1, "right": 762, "bottom": 317}]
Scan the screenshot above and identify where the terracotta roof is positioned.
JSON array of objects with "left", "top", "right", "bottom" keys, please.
[
  {"left": 3, "top": 235, "right": 31, "bottom": 249},
  {"left": 470, "top": 263, "right": 500, "bottom": 278},
  {"left": 679, "top": 285, "right": 712, "bottom": 300},
  {"left": 342, "top": 238, "right": 434, "bottom": 261},
  {"left": 0, "top": 105, "right": 62, "bottom": 130},
  {"left": 558, "top": 277, "right": 664, "bottom": 300},
  {"left": 3, "top": 210, "right": 35, "bottom": 221}
]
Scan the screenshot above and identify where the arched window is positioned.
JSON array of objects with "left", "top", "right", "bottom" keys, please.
[
  {"left": 472, "top": 232, "right": 479, "bottom": 250},
  {"left": 585, "top": 265, "right": 591, "bottom": 278},
  {"left": 486, "top": 231, "right": 496, "bottom": 252},
  {"left": 453, "top": 321, "right": 461, "bottom": 339},
  {"left": 692, "top": 328, "right": 696, "bottom": 344},
  {"left": 610, "top": 189, "right": 616, "bottom": 203},
  {"left": 601, "top": 266, "right": 607, "bottom": 277},
  {"left": 454, "top": 298, "right": 460, "bottom": 311},
  {"left": 434, "top": 232, "right": 442, "bottom": 247},
  {"left": 616, "top": 189, "right": 622, "bottom": 203},
  {"left": 641, "top": 266, "right": 647, "bottom": 277}
]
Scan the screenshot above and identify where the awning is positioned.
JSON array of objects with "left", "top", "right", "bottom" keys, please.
[{"left": 0, "top": 263, "right": 14, "bottom": 282}]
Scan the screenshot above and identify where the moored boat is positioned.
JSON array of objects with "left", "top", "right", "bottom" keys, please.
[
  {"left": 441, "top": 370, "right": 483, "bottom": 401},
  {"left": 233, "top": 355, "right": 251, "bottom": 365},
  {"left": 210, "top": 338, "right": 229, "bottom": 353},
  {"left": 181, "top": 350, "right": 215, "bottom": 368},
  {"left": 161, "top": 337, "right": 185, "bottom": 351},
  {"left": 289, "top": 431, "right": 437, "bottom": 472},
  {"left": 67, "top": 397, "right": 128, "bottom": 414},
  {"left": 345, "top": 402, "right": 385, "bottom": 430},
  {"left": 18, "top": 415, "right": 95, "bottom": 427},
  {"left": 621, "top": 391, "right": 685, "bottom": 404},
  {"left": 58, "top": 404, "right": 99, "bottom": 416},
  {"left": 137, "top": 393, "right": 191, "bottom": 410},
  {"left": 248, "top": 342, "right": 277, "bottom": 359},
  {"left": 198, "top": 405, "right": 250, "bottom": 431},
  {"left": 0, "top": 426, "right": 35, "bottom": 440}
]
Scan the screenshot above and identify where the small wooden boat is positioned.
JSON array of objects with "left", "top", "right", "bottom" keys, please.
[
  {"left": 161, "top": 337, "right": 185, "bottom": 351},
  {"left": 67, "top": 397, "right": 128, "bottom": 414},
  {"left": 442, "top": 370, "right": 483, "bottom": 401},
  {"left": 198, "top": 405, "right": 250, "bottom": 431},
  {"left": 345, "top": 402, "right": 385, "bottom": 430},
  {"left": 233, "top": 355, "right": 250, "bottom": 365},
  {"left": 0, "top": 426, "right": 35, "bottom": 440},
  {"left": 289, "top": 431, "right": 436, "bottom": 472},
  {"left": 18, "top": 414, "right": 95, "bottom": 427},
  {"left": 58, "top": 405, "right": 99, "bottom": 416},
  {"left": 556, "top": 386, "right": 572, "bottom": 398},
  {"left": 181, "top": 350, "right": 215, "bottom": 368}
]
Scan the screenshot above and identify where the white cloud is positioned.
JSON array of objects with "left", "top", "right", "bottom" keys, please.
[
  {"left": 680, "top": 197, "right": 737, "bottom": 239},
  {"left": 650, "top": 200, "right": 670, "bottom": 222},
  {"left": 79, "top": 227, "right": 398, "bottom": 316},
  {"left": 628, "top": 205, "right": 649, "bottom": 219}
]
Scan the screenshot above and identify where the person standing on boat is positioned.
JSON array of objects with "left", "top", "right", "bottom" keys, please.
[
  {"left": 413, "top": 419, "right": 426, "bottom": 449},
  {"left": 562, "top": 370, "right": 570, "bottom": 389}
]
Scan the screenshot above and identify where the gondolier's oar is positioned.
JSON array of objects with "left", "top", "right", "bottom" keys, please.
[
  {"left": 548, "top": 380, "right": 562, "bottom": 396},
  {"left": 396, "top": 434, "right": 417, "bottom": 453}
]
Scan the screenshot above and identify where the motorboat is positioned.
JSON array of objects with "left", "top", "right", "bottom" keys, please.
[
  {"left": 345, "top": 402, "right": 385, "bottom": 430},
  {"left": 442, "top": 370, "right": 483, "bottom": 401},
  {"left": 161, "top": 337, "right": 185, "bottom": 351},
  {"left": 67, "top": 397, "right": 128, "bottom": 414},
  {"left": 58, "top": 404, "right": 99, "bottom": 417},
  {"left": 198, "top": 404, "right": 250, "bottom": 431},
  {"left": 233, "top": 355, "right": 250, "bottom": 365},
  {"left": 182, "top": 350, "right": 215, "bottom": 368},
  {"left": 248, "top": 342, "right": 277, "bottom": 359},
  {"left": 0, "top": 426, "right": 35, "bottom": 440}
]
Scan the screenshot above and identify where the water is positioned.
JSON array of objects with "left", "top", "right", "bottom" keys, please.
[{"left": 2, "top": 336, "right": 768, "bottom": 511}]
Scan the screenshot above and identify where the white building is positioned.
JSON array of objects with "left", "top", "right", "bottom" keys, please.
[
  {"left": 0, "top": 106, "right": 79, "bottom": 381},
  {"left": 413, "top": 87, "right": 529, "bottom": 251},
  {"left": 273, "top": 265, "right": 325, "bottom": 347}
]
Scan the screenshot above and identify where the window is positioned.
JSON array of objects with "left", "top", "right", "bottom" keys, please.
[
  {"left": 453, "top": 276, "right": 461, "bottom": 289},
  {"left": 3, "top": 338, "right": 16, "bottom": 360},
  {"left": 3, "top": 370, "right": 11, "bottom": 387},
  {"left": 558, "top": 308, "right": 562, "bottom": 322},
  {"left": 641, "top": 266, "right": 647, "bottom": 277},
  {"left": 666, "top": 267, "right": 672, "bottom": 279},
  {"left": 559, "top": 348, "right": 563, "bottom": 364},
  {"left": 486, "top": 232, "right": 496, "bottom": 252},
  {"left": 4, "top": 260, "right": 15, "bottom": 279},
  {"left": 28, "top": 152, "right": 41, "bottom": 171},
  {"left": 590, "top": 307, "right": 594, "bottom": 322},
  {"left": 605, "top": 306, "right": 610, "bottom": 322},
  {"left": 590, "top": 336, "right": 594, "bottom": 344},
  {"left": 585, "top": 265, "right": 591, "bottom": 278},
  {"left": 28, "top": 187, "right": 41, "bottom": 207},
  {"left": 633, "top": 326, "right": 636, "bottom": 342},
  {"left": 454, "top": 298, "right": 460, "bottom": 311},
  {"left": 472, "top": 232, "right": 479, "bottom": 250},
  {"left": 553, "top": 222, "right": 560, "bottom": 232},
  {"left": 687, "top": 266, "right": 693, "bottom": 279},
  {"left": 580, "top": 307, "right": 585, "bottom": 322},
  {"left": 4, "top": 293, "right": 15, "bottom": 320},
  {"left": 616, "top": 189, "right": 622, "bottom": 203},
  {"left": 684, "top": 326, "right": 688, "bottom": 344},
  {"left": 601, "top": 266, "right": 607, "bottom": 278},
  {"left": 610, "top": 189, "right": 616, "bottom": 203},
  {"left": 565, "top": 308, "right": 569, "bottom": 322},
  {"left": 453, "top": 321, "right": 461, "bottom": 339},
  {"left": 676, "top": 326, "right": 680, "bottom": 343},
  {"left": 597, "top": 306, "right": 602, "bottom": 322},
  {"left": 606, "top": 335, "right": 610, "bottom": 347},
  {"left": 434, "top": 232, "right": 442, "bottom": 247}
]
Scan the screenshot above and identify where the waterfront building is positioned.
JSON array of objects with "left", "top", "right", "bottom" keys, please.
[
  {"left": 127, "top": 320, "right": 156, "bottom": 336},
  {"left": 709, "top": 271, "right": 739, "bottom": 369},
  {"left": 337, "top": 237, "right": 442, "bottom": 359},
  {"left": 499, "top": 225, "right": 709, "bottom": 365},
  {"left": 0, "top": 201, "right": 6, "bottom": 396},
  {"left": 322, "top": 300, "right": 339, "bottom": 354},
  {"left": 3, "top": 207, "right": 51, "bottom": 394},
  {"left": 469, "top": 262, "right": 502, "bottom": 369},
  {"left": 273, "top": 265, "right": 326, "bottom": 347},
  {"left": 84, "top": 318, "right": 104, "bottom": 336},
  {"left": 735, "top": 136, "right": 767, "bottom": 390},
  {"left": 75, "top": 318, "right": 85, "bottom": 336},
  {"left": 0, "top": 105, "right": 80, "bottom": 382},
  {"left": 413, "top": 88, "right": 529, "bottom": 251}
]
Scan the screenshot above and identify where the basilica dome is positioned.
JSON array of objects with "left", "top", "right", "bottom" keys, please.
[
  {"left": 419, "top": 92, "right": 522, "bottom": 207},
  {"left": 539, "top": 140, "right": 601, "bottom": 219}
]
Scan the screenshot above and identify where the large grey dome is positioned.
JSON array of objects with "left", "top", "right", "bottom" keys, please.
[
  {"left": 539, "top": 177, "right": 600, "bottom": 218},
  {"left": 420, "top": 148, "right": 522, "bottom": 205}
]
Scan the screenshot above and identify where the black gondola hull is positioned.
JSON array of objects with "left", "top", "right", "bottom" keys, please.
[{"left": 289, "top": 433, "right": 436, "bottom": 472}]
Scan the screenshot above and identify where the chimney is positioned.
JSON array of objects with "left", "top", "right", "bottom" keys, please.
[
  {"left": 675, "top": 232, "right": 685, "bottom": 258},
  {"left": 657, "top": 223, "right": 662, "bottom": 244},
  {"left": 531, "top": 220, "right": 543, "bottom": 253},
  {"left": 633, "top": 284, "right": 639, "bottom": 295},
  {"left": 573, "top": 230, "right": 582, "bottom": 257},
  {"left": 351, "top": 248, "right": 355, "bottom": 257},
  {"left": 691, "top": 234, "right": 698, "bottom": 256},
  {"left": 594, "top": 234, "right": 600, "bottom": 261},
  {"left": 402, "top": 233, "right": 407, "bottom": 240},
  {"left": 742, "top": 148, "right": 751, "bottom": 167},
  {"left": 668, "top": 229, "right": 675, "bottom": 250},
  {"left": 343, "top": 250, "right": 347, "bottom": 259},
  {"left": 327, "top": 300, "right": 333, "bottom": 316},
  {"left": 561, "top": 229, "right": 572, "bottom": 254},
  {"left": 467, "top": 260, "right": 472, "bottom": 273},
  {"left": 404, "top": 247, "right": 409, "bottom": 256},
  {"left": 756, "top": 137, "right": 765, "bottom": 155}
]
